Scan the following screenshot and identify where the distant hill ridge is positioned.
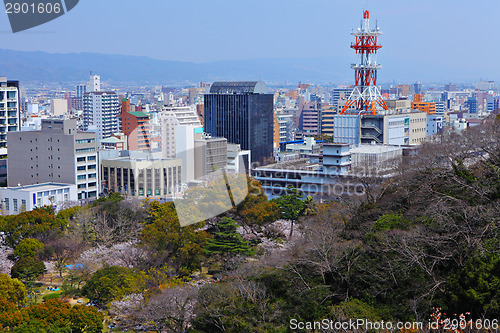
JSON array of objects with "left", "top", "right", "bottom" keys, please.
[{"left": 0, "top": 48, "right": 346, "bottom": 85}]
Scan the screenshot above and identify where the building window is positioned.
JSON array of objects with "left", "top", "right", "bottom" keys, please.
[
  {"left": 5, "top": 198, "right": 9, "bottom": 211},
  {"left": 21, "top": 199, "right": 26, "bottom": 210},
  {"left": 13, "top": 199, "right": 18, "bottom": 212}
]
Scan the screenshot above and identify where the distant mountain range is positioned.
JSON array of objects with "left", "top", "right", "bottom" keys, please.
[
  {"left": 0, "top": 48, "right": 482, "bottom": 86},
  {"left": 0, "top": 48, "right": 351, "bottom": 86}
]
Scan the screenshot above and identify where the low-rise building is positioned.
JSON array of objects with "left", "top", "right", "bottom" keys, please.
[
  {"left": 101, "top": 156, "right": 182, "bottom": 198},
  {"left": 0, "top": 183, "right": 77, "bottom": 215}
]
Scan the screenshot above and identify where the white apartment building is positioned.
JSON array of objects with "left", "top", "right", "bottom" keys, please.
[
  {"left": 83, "top": 91, "right": 120, "bottom": 141},
  {"left": 160, "top": 106, "right": 201, "bottom": 158},
  {"left": 0, "top": 76, "right": 20, "bottom": 181}
]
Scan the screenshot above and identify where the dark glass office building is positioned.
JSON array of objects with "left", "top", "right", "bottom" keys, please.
[{"left": 204, "top": 81, "right": 274, "bottom": 164}]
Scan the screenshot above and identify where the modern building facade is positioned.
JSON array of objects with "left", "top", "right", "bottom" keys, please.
[
  {"left": 118, "top": 101, "right": 151, "bottom": 151},
  {"left": 83, "top": 91, "right": 120, "bottom": 141},
  {"left": 334, "top": 111, "right": 427, "bottom": 146},
  {"left": 0, "top": 77, "right": 20, "bottom": 181},
  {"left": 204, "top": 81, "right": 274, "bottom": 163},
  {"left": 101, "top": 156, "right": 182, "bottom": 198},
  {"left": 7, "top": 119, "right": 99, "bottom": 200},
  {"left": 0, "top": 183, "right": 77, "bottom": 215},
  {"left": 160, "top": 106, "right": 202, "bottom": 159}
]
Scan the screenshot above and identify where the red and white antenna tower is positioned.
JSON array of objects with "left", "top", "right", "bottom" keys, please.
[{"left": 341, "top": 10, "right": 388, "bottom": 115}]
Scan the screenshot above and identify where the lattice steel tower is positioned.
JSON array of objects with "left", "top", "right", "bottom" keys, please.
[{"left": 341, "top": 10, "right": 388, "bottom": 115}]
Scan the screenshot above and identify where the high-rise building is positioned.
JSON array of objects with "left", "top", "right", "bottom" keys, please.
[
  {"left": 300, "top": 101, "right": 321, "bottom": 136},
  {"left": 83, "top": 91, "right": 120, "bottom": 141},
  {"left": 87, "top": 75, "right": 101, "bottom": 92},
  {"left": 204, "top": 81, "right": 274, "bottom": 163},
  {"left": 76, "top": 84, "right": 86, "bottom": 98},
  {"left": 160, "top": 106, "right": 202, "bottom": 159},
  {"left": 466, "top": 97, "right": 478, "bottom": 113},
  {"left": 0, "top": 76, "right": 20, "bottom": 181},
  {"left": 486, "top": 95, "right": 500, "bottom": 113},
  {"left": 7, "top": 119, "right": 99, "bottom": 200},
  {"left": 118, "top": 99, "right": 151, "bottom": 151}
]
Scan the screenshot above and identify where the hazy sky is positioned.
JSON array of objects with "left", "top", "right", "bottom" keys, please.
[{"left": 0, "top": 0, "right": 499, "bottom": 81}]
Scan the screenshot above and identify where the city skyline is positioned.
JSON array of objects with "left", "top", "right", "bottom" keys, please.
[{"left": 0, "top": 0, "right": 499, "bottom": 82}]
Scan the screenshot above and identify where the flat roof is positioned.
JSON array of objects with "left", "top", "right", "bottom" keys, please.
[
  {"left": 351, "top": 145, "right": 402, "bottom": 154},
  {"left": 3, "top": 183, "right": 74, "bottom": 192}
]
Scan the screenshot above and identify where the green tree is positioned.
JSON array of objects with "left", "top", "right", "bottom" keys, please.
[
  {"left": 70, "top": 305, "right": 104, "bottom": 333},
  {"left": 205, "top": 218, "right": 254, "bottom": 256},
  {"left": 81, "top": 265, "right": 132, "bottom": 306},
  {"left": 11, "top": 256, "right": 46, "bottom": 281},
  {"left": 446, "top": 251, "right": 500, "bottom": 318},
  {"left": 14, "top": 238, "right": 44, "bottom": 259},
  {"left": 271, "top": 187, "right": 312, "bottom": 237},
  {"left": 0, "top": 274, "right": 26, "bottom": 305},
  {"left": 1, "top": 209, "right": 59, "bottom": 248},
  {"left": 140, "top": 201, "right": 211, "bottom": 272}
]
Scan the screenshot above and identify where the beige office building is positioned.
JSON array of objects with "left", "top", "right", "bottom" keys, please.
[
  {"left": 101, "top": 157, "right": 182, "bottom": 198},
  {"left": 408, "top": 112, "right": 427, "bottom": 145}
]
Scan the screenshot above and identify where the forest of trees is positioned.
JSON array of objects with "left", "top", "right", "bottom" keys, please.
[{"left": 0, "top": 116, "right": 499, "bottom": 332}]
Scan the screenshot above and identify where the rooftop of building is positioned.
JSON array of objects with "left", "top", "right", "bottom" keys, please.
[
  {"left": 255, "top": 158, "right": 320, "bottom": 172},
  {"left": 209, "top": 81, "right": 268, "bottom": 94},
  {"left": 3, "top": 183, "right": 74, "bottom": 192},
  {"left": 127, "top": 111, "right": 149, "bottom": 118},
  {"left": 83, "top": 91, "right": 117, "bottom": 95},
  {"left": 101, "top": 137, "right": 124, "bottom": 143},
  {"left": 350, "top": 144, "right": 403, "bottom": 155}
]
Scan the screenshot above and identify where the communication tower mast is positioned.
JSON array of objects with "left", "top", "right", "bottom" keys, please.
[{"left": 341, "top": 10, "right": 388, "bottom": 115}]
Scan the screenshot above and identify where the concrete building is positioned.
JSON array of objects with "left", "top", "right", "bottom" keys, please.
[
  {"left": 227, "top": 144, "right": 251, "bottom": 175},
  {"left": 0, "top": 77, "right": 21, "bottom": 181},
  {"left": 385, "top": 99, "right": 411, "bottom": 113},
  {"left": 51, "top": 99, "right": 68, "bottom": 116},
  {"left": 334, "top": 111, "right": 427, "bottom": 146},
  {"left": 118, "top": 105, "right": 151, "bottom": 151},
  {"left": 276, "top": 113, "right": 294, "bottom": 143},
  {"left": 285, "top": 137, "right": 321, "bottom": 156},
  {"left": 427, "top": 114, "right": 444, "bottom": 136},
  {"left": 412, "top": 94, "right": 436, "bottom": 115},
  {"left": 194, "top": 135, "right": 228, "bottom": 180},
  {"left": 76, "top": 84, "right": 86, "bottom": 98},
  {"left": 100, "top": 133, "right": 127, "bottom": 151},
  {"left": 253, "top": 143, "right": 403, "bottom": 199},
  {"left": 87, "top": 75, "right": 100, "bottom": 92},
  {"left": 160, "top": 106, "right": 201, "bottom": 159},
  {"left": 83, "top": 91, "right": 120, "bottom": 141},
  {"left": 320, "top": 105, "right": 336, "bottom": 136},
  {"left": 300, "top": 101, "right": 320, "bottom": 136},
  {"left": 331, "top": 88, "right": 353, "bottom": 108},
  {"left": 7, "top": 119, "right": 99, "bottom": 200},
  {"left": 101, "top": 156, "right": 182, "bottom": 198},
  {"left": 175, "top": 125, "right": 203, "bottom": 182},
  {"left": 409, "top": 112, "right": 427, "bottom": 144},
  {"left": 486, "top": 95, "right": 499, "bottom": 113},
  {"left": 0, "top": 183, "right": 77, "bottom": 215}
]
